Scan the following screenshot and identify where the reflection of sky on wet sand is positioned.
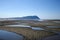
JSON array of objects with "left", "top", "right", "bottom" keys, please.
[
  {"left": 6, "top": 24, "right": 45, "bottom": 30},
  {"left": 0, "top": 30, "right": 24, "bottom": 40},
  {"left": 6, "top": 24, "right": 60, "bottom": 31}
]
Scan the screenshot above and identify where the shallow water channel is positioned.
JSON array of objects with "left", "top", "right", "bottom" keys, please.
[{"left": 0, "top": 30, "right": 24, "bottom": 40}]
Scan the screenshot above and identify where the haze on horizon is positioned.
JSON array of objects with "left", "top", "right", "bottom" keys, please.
[{"left": 0, "top": 0, "right": 60, "bottom": 19}]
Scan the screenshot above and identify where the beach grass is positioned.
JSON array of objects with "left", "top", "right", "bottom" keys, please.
[{"left": 0, "top": 26, "right": 60, "bottom": 40}]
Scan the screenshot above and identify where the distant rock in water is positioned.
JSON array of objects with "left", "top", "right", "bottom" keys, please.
[
  {"left": 8, "top": 16, "right": 40, "bottom": 21},
  {"left": 0, "top": 16, "right": 40, "bottom": 21}
]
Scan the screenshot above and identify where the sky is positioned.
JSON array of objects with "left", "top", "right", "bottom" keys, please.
[{"left": 0, "top": 0, "right": 60, "bottom": 19}]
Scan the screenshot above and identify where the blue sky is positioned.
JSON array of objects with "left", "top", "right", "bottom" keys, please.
[{"left": 0, "top": 0, "right": 60, "bottom": 19}]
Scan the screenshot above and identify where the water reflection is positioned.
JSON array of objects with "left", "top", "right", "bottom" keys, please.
[
  {"left": 6, "top": 24, "right": 45, "bottom": 30},
  {"left": 0, "top": 30, "right": 24, "bottom": 40},
  {"left": 6, "top": 24, "right": 31, "bottom": 28},
  {"left": 6, "top": 24, "right": 60, "bottom": 30},
  {"left": 32, "top": 27, "right": 44, "bottom": 30}
]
